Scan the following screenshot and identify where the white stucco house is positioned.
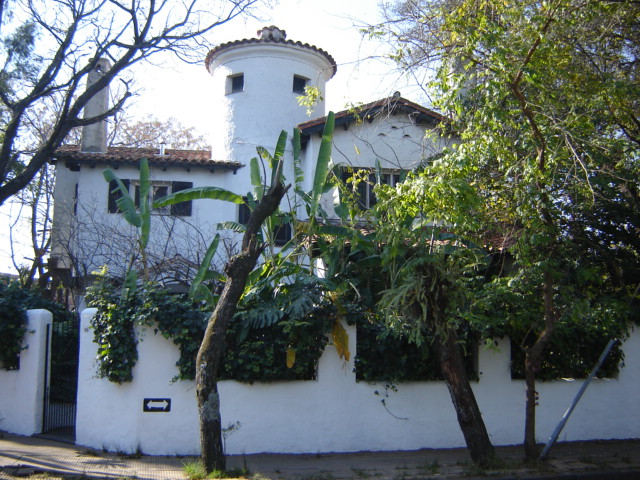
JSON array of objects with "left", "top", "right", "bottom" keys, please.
[
  {"left": 48, "top": 26, "right": 451, "bottom": 287},
  {"left": 5, "top": 26, "right": 638, "bottom": 456}
]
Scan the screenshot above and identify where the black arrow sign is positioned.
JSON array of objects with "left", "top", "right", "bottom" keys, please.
[{"left": 143, "top": 398, "right": 171, "bottom": 412}]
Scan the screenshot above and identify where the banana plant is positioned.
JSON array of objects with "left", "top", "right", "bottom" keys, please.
[
  {"left": 103, "top": 158, "right": 151, "bottom": 298},
  {"left": 153, "top": 186, "right": 244, "bottom": 304},
  {"left": 291, "top": 111, "right": 335, "bottom": 225},
  {"left": 103, "top": 158, "right": 244, "bottom": 299}
]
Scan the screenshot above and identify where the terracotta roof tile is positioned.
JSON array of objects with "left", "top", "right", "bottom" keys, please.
[
  {"left": 205, "top": 37, "right": 337, "bottom": 78},
  {"left": 297, "top": 96, "right": 447, "bottom": 134},
  {"left": 52, "top": 145, "right": 243, "bottom": 171}
]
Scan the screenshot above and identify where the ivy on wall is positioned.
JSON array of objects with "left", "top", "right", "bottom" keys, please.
[
  {"left": 354, "top": 313, "right": 478, "bottom": 382},
  {"left": 85, "top": 276, "right": 629, "bottom": 384},
  {"left": 0, "top": 282, "right": 31, "bottom": 370},
  {"left": 0, "top": 281, "right": 75, "bottom": 370},
  {"left": 85, "top": 279, "right": 336, "bottom": 383},
  {"left": 222, "top": 302, "right": 334, "bottom": 382},
  {"left": 509, "top": 322, "right": 625, "bottom": 381}
]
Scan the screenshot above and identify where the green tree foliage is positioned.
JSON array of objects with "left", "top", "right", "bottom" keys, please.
[{"left": 374, "top": 0, "right": 639, "bottom": 459}]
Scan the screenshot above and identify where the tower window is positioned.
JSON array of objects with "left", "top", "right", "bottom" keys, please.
[
  {"left": 292, "top": 75, "right": 308, "bottom": 94},
  {"left": 227, "top": 74, "right": 244, "bottom": 94}
]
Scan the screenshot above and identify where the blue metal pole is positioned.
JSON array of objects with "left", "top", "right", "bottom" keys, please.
[{"left": 540, "top": 338, "right": 617, "bottom": 460}]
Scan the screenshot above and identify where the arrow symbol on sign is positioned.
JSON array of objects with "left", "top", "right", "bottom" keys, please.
[{"left": 143, "top": 398, "right": 171, "bottom": 412}]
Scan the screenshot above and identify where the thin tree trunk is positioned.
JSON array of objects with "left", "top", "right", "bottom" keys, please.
[
  {"left": 196, "top": 163, "right": 289, "bottom": 473},
  {"left": 435, "top": 328, "right": 495, "bottom": 467},
  {"left": 523, "top": 270, "right": 557, "bottom": 461}
]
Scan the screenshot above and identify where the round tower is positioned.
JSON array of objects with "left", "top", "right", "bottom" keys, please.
[{"left": 205, "top": 26, "right": 336, "bottom": 163}]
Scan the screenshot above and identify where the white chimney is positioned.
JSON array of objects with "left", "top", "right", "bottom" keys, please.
[{"left": 80, "top": 58, "right": 111, "bottom": 153}]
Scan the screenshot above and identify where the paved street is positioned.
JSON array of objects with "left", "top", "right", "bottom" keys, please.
[{"left": 1, "top": 431, "right": 639, "bottom": 479}]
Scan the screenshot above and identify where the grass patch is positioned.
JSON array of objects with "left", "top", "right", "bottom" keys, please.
[
  {"left": 183, "top": 460, "right": 252, "bottom": 479},
  {"left": 417, "top": 459, "right": 439, "bottom": 474}
]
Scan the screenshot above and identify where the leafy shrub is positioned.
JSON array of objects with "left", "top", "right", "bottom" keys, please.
[
  {"left": 355, "top": 313, "right": 478, "bottom": 382},
  {"left": 85, "top": 278, "right": 335, "bottom": 383},
  {"left": 0, "top": 281, "right": 75, "bottom": 370}
]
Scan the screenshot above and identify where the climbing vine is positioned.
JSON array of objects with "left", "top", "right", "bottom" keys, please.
[
  {"left": 85, "top": 277, "right": 337, "bottom": 383},
  {"left": 84, "top": 274, "right": 630, "bottom": 384},
  {"left": 0, "top": 281, "right": 75, "bottom": 370},
  {"left": 354, "top": 311, "right": 478, "bottom": 382}
]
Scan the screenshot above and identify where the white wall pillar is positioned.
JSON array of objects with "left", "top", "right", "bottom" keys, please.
[{"left": 0, "top": 309, "right": 53, "bottom": 435}]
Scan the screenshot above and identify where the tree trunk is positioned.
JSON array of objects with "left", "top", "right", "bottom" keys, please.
[
  {"left": 435, "top": 328, "right": 495, "bottom": 467},
  {"left": 523, "top": 270, "right": 557, "bottom": 461},
  {"left": 196, "top": 163, "right": 289, "bottom": 473}
]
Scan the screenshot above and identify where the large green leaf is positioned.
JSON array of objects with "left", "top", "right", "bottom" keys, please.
[
  {"left": 271, "top": 130, "right": 288, "bottom": 185},
  {"left": 138, "top": 159, "right": 151, "bottom": 249},
  {"left": 153, "top": 186, "right": 243, "bottom": 207},
  {"left": 121, "top": 269, "right": 137, "bottom": 301},
  {"left": 249, "top": 157, "right": 264, "bottom": 199},
  {"left": 310, "top": 111, "right": 335, "bottom": 217},
  {"left": 293, "top": 128, "right": 304, "bottom": 194},
  {"left": 103, "top": 169, "right": 141, "bottom": 227},
  {"left": 217, "top": 221, "right": 247, "bottom": 233},
  {"left": 189, "top": 234, "right": 221, "bottom": 301}
]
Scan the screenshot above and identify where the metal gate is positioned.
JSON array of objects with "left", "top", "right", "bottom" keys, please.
[{"left": 42, "top": 316, "right": 79, "bottom": 439}]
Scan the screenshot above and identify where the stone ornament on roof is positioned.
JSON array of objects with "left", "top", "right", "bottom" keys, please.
[
  {"left": 205, "top": 25, "right": 337, "bottom": 78},
  {"left": 257, "top": 25, "right": 286, "bottom": 41}
]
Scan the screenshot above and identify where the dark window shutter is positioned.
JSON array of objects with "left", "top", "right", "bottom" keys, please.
[
  {"left": 238, "top": 197, "right": 250, "bottom": 225},
  {"left": 134, "top": 184, "right": 141, "bottom": 208},
  {"left": 274, "top": 222, "right": 292, "bottom": 246},
  {"left": 108, "top": 179, "right": 129, "bottom": 213},
  {"left": 170, "top": 181, "right": 193, "bottom": 216}
]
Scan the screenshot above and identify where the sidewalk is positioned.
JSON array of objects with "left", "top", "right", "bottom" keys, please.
[{"left": 1, "top": 430, "right": 639, "bottom": 479}]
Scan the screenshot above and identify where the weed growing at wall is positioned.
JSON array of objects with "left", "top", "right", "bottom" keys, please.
[{"left": 0, "top": 281, "right": 75, "bottom": 370}]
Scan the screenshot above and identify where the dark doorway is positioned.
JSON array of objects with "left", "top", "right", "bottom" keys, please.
[{"left": 42, "top": 315, "right": 79, "bottom": 441}]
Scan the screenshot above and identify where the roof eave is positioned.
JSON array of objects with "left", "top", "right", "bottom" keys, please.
[
  {"left": 297, "top": 97, "right": 446, "bottom": 135},
  {"left": 51, "top": 155, "right": 244, "bottom": 173}
]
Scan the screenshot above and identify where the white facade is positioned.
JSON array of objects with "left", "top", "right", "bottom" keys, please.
[
  {"left": 50, "top": 27, "right": 448, "bottom": 283},
  {"left": 206, "top": 29, "right": 335, "bottom": 164}
]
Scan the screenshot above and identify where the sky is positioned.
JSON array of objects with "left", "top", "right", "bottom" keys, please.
[
  {"left": 0, "top": 0, "right": 429, "bottom": 276},
  {"left": 128, "top": 0, "right": 428, "bottom": 129}
]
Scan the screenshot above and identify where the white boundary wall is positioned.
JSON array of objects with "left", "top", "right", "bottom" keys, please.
[
  {"left": 75, "top": 308, "right": 640, "bottom": 456},
  {"left": 0, "top": 310, "right": 52, "bottom": 436}
]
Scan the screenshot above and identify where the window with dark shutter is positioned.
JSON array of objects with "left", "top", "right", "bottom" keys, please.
[
  {"left": 341, "top": 169, "right": 404, "bottom": 210},
  {"left": 238, "top": 197, "right": 292, "bottom": 246},
  {"left": 238, "top": 197, "right": 251, "bottom": 225},
  {"left": 274, "top": 222, "right": 292, "bottom": 246},
  {"left": 108, "top": 179, "right": 130, "bottom": 213},
  {"left": 170, "top": 181, "right": 193, "bottom": 216}
]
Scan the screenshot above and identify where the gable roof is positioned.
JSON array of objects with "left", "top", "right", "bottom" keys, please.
[
  {"left": 297, "top": 96, "right": 446, "bottom": 135},
  {"left": 52, "top": 145, "right": 243, "bottom": 172}
]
